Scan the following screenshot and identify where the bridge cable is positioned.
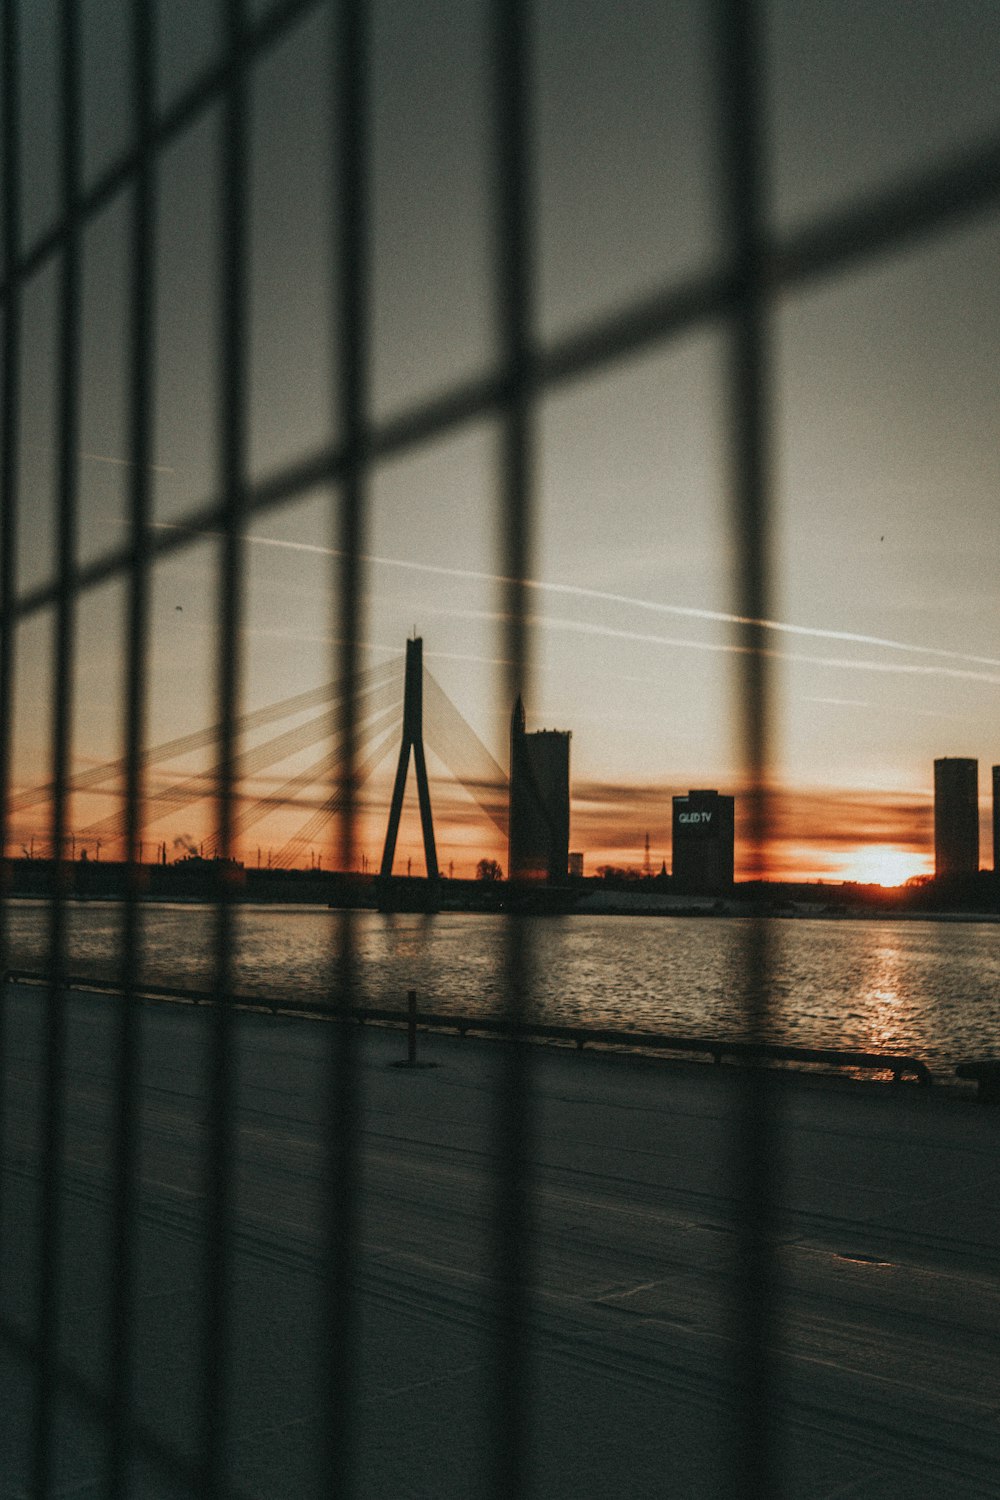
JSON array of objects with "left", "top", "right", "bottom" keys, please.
[
  {"left": 272, "top": 723, "right": 401, "bottom": 869},
  {"left": 201, "top": 700, "right": 403, "bottom": 857},
  {"left": 11, "top": 656, "right": 397, "bottom": 814},
  {"left": 423, "top": 668, "right": 509, "bottom": 837},
  {"left": 73, "top": 676, "right": 402, "bottom": 847}
]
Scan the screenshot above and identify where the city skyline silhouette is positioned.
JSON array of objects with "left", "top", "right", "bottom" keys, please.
[{"left": 9, "top": 628, "right": 1000, "bottom": 887}]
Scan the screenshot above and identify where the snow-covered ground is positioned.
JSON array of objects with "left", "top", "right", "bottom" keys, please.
[{"left": 2, "top": 983, "right": 1000, "bottom": 1497}]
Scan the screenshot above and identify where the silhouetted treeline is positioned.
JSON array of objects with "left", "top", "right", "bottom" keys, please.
[{"left": 4, "top": 857, "right": 998, "bottom": 915}]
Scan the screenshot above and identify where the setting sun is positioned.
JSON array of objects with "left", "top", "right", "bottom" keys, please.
[{"left": 831, "top": 846, "right": 933, "bottom": 887}]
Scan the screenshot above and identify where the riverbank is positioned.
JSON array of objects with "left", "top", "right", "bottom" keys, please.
[
  {"left": 3, "top": 984, "right": 999, "bottom": 1497},
  {"left": 6, "top": 856, "right": 1000, "bottom": 922},
  {"left": 3, "top": 904, "right": 999, "bottom": 1077}
]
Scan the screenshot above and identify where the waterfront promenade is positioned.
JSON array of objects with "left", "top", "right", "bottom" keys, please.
[{"left": 2, "top": 982, "right": 999, "bottom": 1496}]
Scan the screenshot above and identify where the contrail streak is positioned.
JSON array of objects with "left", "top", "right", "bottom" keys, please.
[
  {"left": 81, "top": 450, "right": 176, "bottom": 475},
  {"left": 155, "top": 524, "right": 1000, "bottom": 674},
  {"left": 431, "top": 606, "right": 1000, "bottom": 688}
]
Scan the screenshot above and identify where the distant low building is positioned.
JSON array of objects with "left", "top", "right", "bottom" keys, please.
[
  {"left": 568, "top": 851, "right": 584, "bottom": 878},
  {"left": 934, "top": 757, "right": 979, "bottom": 878},
  {"left": 672, "top": 789, "right": 735, "bottom": 894}
]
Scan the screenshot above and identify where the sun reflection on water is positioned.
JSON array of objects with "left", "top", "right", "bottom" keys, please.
[{"left": 864, "top": 953, "right": 912, "bottom": 1055}]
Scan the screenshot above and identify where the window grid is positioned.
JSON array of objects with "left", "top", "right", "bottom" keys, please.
[
  {"left": 717, "top": 5, "right": 778, "bottom": 1490},
  {"left": 0, "top": 1, "right": 997, "bottom": 1495},
  {"left": 30, "top": 1, "right": 82, "bottom": 1493},
  {"left": 492, "top": 4, "right": 535, "bottom": 1493},
  {"left": 105, "top": 0, "right": 154, "bottom": 1491},
  {"left": 323, "top": 0, "right": 369, "bottom": 1491}
]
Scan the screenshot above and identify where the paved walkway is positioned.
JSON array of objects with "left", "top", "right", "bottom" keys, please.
[{"left": 2, "top": 985, "right": 999, "bottom": 1496}]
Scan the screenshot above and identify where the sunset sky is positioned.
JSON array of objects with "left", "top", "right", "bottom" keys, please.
[{"left": 8, "top": 0, "right": 1000, "bottom": 881}]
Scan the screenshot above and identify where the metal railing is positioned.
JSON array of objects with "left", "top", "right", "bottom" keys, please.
[{"left": 2, "top": 968, "right": 936, "bottom": 1085}]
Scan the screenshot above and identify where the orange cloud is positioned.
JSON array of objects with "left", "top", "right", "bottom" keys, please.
[
  {"left": 563, "top": 779, "right": 936, "bottom": 882},
  {"left": 8, "top": 766, "right": 952, "bottom": 886}
]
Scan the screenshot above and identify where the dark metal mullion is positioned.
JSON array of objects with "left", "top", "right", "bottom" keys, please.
[
  {"left": 0, "top": 0, "right": 23, "bottom": 1266},
  {"left": 106, "top": 2, "right": 156, "bottom": 1494},
  {"left": 492, "top": 2, "right": 536, "bottom": 1495},
  {"left": 0, "top": 0, "right": 327, "bottom": 304},
  {"left": 2, "top": 1312, "right": 240, "bottom": 1498},
  {"left": 201, "top": 2, "right": 249, "bottom": 1495},
  {"left": 10, "top": 120, "right": 1000, "bottom": 634},
  {"left": 323, "top": 2, "right": 369, "bottom": 1492},
  {"left": 4, "top": 0, "right": 999, "bottom": 315},
  {"left": 31, "top": 0, "right": 82, "bottom": 1493},
  {"left": 4, "top": 50, "right": 998, "bottom": 317},
  {"left": 717, "top": 2, "right": 779, "bottom": 1496}
]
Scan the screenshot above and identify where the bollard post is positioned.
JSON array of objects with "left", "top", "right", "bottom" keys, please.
[{"left": 408, "top": 988, "right": 417, "bottom": 1065}]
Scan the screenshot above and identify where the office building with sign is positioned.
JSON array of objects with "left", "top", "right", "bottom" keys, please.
[{"left": 672, "top": 789, "right": 735, "bottom": 893}]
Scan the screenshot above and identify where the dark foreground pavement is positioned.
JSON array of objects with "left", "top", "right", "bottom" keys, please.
[{"left": 2, "top": 984, "right": 1000, "bottom": 1497}]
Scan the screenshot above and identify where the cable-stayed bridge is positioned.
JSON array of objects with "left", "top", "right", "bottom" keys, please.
[{"left": 12, "top": 644, "right": 508, "bottom": 871}]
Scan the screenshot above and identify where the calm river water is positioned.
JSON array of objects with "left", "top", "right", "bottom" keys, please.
[{"left": 5, "top": 900, "right": 1000, "bottom": 1076}]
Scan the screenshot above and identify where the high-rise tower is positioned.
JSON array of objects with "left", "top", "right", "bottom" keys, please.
[
  {"left": 933, "top": 757, "right": 979, "bottom": 878},
  {"left": 508, "top": 697, "right": 571, "bottom": 882}
]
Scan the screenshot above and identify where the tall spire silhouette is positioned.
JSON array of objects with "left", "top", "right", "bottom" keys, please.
[{"left": 380, "top": 637, "right": 439, "bottom": 880}]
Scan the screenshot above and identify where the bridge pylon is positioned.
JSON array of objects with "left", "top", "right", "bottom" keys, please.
[{"left": 379, "top": 637, "right": 439, "bottom": 886}]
